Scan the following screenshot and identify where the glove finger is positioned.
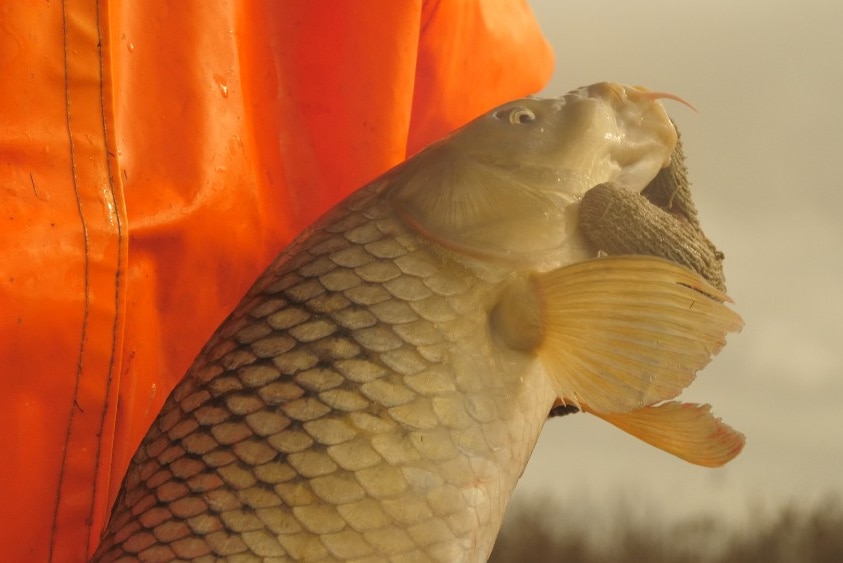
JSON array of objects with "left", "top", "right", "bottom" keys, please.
[
  {"left": 641, "top": 128, "right": 700, "bottom": 227},
  {"left": 579, "top": 183, "right": 727, "bottom": 292}
]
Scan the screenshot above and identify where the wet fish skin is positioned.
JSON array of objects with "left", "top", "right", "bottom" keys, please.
[
  {"left": 93, "top": 82, "right": 741, "bottom": 561},
  {"left": 93, "top": 182, "right": 556, "bottom": 562}
]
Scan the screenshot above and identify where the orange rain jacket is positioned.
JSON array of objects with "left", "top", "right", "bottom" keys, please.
[{"left": 0, "top": 1, "right": 552, "bottom": 560}]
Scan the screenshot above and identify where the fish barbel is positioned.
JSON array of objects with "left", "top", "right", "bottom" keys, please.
[{"left": 93, "top": 82, "right": 743, "bottom": 562}]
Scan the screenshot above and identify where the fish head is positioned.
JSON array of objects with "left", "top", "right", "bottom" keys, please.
[
  {"left": 391, "top": 82, "right": 682, "bottom": 266},
  {"left": 454, "top": 82, "right": 679, "bottom": 193}
]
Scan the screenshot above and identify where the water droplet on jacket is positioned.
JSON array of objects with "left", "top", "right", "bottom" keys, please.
[
  {"left": 127, "top": 42, "right": 134, "bottom": 53},
  {"left": 213, "top": 72, "right": 231, "bottom": 98},
  {"left": 213, "top": 75, "right": 228, "bottom": 98}
]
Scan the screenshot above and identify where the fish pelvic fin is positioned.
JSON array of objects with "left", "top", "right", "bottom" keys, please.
[
  {"left": 591, "top": 401, "right": 746, "bottom": 467},
  {"left": 493, "top": 255, "right": 743, "bottom": 414}
]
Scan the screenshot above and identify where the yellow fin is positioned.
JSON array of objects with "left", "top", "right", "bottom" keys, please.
[
  {"left": 592, "top": 401, "right": 746, "bottom": 467},
  {"left": 529, "top": 255, "right": 743, "bottom": 413}
]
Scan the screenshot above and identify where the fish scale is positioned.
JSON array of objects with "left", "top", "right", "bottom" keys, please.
[
  {"left": 94, "top": 182, "right": 557, "bottom": 562},
  {"left": 95, "top": 83, "right": 745, "bottom": 561}
]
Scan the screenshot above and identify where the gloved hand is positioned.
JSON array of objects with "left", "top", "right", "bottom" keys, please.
[{"left": 579, "top": 129, "right": 727, "bottom": 292}]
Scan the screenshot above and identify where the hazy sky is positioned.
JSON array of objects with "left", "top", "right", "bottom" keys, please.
[{"left": 515, "top": 0, "right": 843, "bottom": 527}]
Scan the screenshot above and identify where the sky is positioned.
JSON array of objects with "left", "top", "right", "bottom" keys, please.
[{"left": 514, "top": 0, "right": 843, "bottom": 529}]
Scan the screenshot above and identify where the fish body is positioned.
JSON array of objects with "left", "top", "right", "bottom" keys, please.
[{"left": 94, "top": 83, "right": 741, "bottom": 562}]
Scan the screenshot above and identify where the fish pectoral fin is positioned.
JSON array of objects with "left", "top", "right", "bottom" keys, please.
[
  {"left": 591, "top": 401, "right": 746, "bottom": 467},
  {"left": 494, "top": 255, "right": 743, "bottom": 414}
]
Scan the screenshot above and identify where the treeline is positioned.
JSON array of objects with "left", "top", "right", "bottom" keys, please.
[{"left": 490, "top": 495, "right": 843, "bottom": 562}]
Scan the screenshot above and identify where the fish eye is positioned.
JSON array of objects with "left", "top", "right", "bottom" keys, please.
[
  {"left": 508, "top": 107, "right": 535, "bottom": 125},
  {"left": 494, "top": 106, "right": 536, "bottom": 125}
]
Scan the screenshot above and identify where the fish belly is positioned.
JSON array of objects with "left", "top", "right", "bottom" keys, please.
[{"left": 94, "top": 183, "right": 557, "bottom": 562}]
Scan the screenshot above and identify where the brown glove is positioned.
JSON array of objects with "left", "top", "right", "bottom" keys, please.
[{"left": 578, "top": 129, "right": 727, "bottom": 292}]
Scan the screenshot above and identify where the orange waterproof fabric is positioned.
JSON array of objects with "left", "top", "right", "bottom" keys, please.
[{"left": 0, "top": 1, "right": 552, "bottom": 560}]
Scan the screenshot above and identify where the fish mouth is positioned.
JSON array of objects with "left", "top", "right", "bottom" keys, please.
[{"left": 571, "top": 82, "right": 681, "bottom": 191}]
